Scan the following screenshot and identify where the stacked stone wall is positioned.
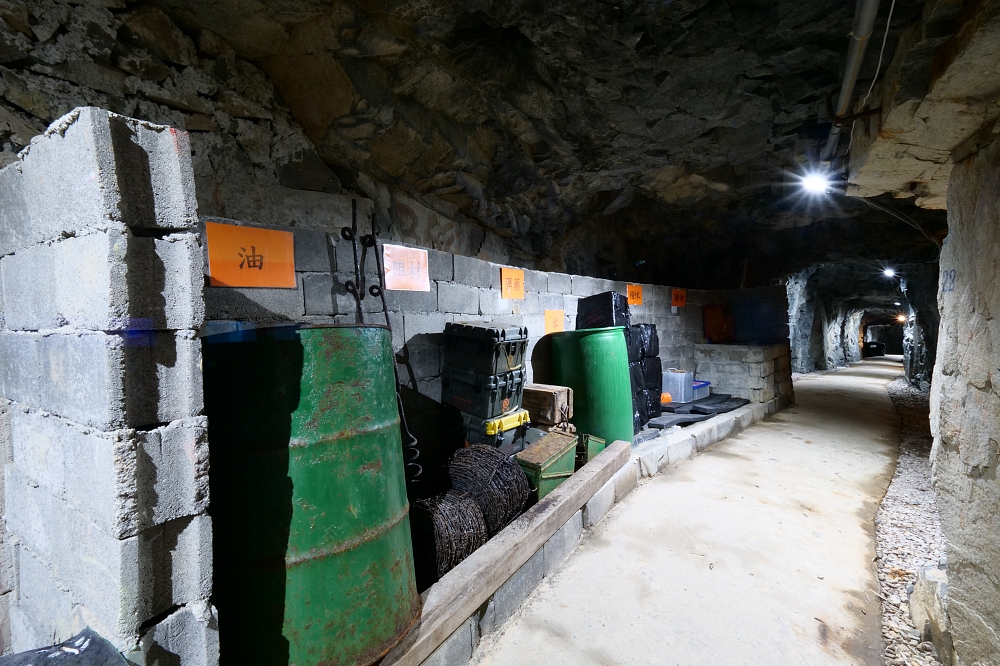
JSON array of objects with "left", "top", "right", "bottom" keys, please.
[
  {"left": 0, "top": 108, "right": 215, "bottom": 663},
  {"left": 693, "top": 343, "right": 794, "bottom": 405}
]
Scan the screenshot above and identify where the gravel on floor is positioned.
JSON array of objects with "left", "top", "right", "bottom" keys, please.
[{"left": 877, "top": 378, "right": 948, "bottom": 666}]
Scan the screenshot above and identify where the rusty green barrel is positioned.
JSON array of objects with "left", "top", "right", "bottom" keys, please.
[{"left": 205, "top": 324, "right": 420, "bottom": 666}]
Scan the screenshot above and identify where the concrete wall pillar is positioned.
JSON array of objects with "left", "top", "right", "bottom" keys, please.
[
  {"left": 0, "top": 108, "right": 215, "bottom": 663},
  {"left": 930, "top": 134, "right": 1000, "bottom": 665}
]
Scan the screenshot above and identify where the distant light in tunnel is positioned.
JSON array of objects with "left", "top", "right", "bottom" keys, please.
[
  {"left": 801, "top": 173, "right": 830, "bottom": 194},
  {"left": 897, "top": 314, "right": 907, "bottom": 323},
  {"left": 883, "top": 268, "right": 896, "bottom": 277}
]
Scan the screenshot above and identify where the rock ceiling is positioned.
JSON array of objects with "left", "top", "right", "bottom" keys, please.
[{"left": 0, "top": 0, "right": 947, "bottom": 286}]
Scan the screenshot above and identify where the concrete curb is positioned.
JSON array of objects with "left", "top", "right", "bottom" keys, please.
[{"left": 632, "top": 392, "right": 795, "bottom": 479}]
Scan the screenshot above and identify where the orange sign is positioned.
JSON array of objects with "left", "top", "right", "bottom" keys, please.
[
  {"left": 672, "top": 288, "right": 687, "bottom": 307},
  {"left": 627, "top": 284, "right": 643, "bottom": 306},
  {"left": 206, "top": 221, "right": 296, "bottom": 288},
  {"left": 500, "top": 268, "right": 525, "bottom": 300},
  {"left": 545, "top": 309, "right": 565, "bottom": 334},
  {"left": 383, "top": 245, "right": 430, "bottom": 291}
]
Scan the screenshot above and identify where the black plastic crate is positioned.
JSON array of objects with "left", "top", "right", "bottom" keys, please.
[
  {"left": 460, "top": 409, "right": 530, "bottom": 456},
  {"left": 629, "top": 360, "right": 645, "bottom": 394},
  {"left": 441, "top": 365, "right": 526, "bottom": 420},
  {"left": 641, "top": 356, "right": 662, "bottom": 391},
  {"left": 633, "top": 395, "right": 648, "bottom": 434},
  {"left": 444, "top": 322, "right": 529, "bottom": 375},
  {"left": 577, "top": 291, "right": 631, "bottom": 330},
  {"left": 632, "top": 324, "right": 659, "bottom": 358},
  {"left": 624, "top": 325, "right": 642, "bottom": 362},
  {"left": 644, "top": 389, "right": 663, "bottom": 419}
]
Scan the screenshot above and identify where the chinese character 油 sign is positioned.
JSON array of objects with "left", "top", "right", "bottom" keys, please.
[
  {"left": 627, "top": 284, "right": 643, "bottom": 306},
  {"left": 544, "top": 309, "right": 565, "bottom": 334},
  {"left": 672, "top": 288, "right": 687, "bottom": 307},
  {"left": 383, "top": 245, "right": 430, "bottom": 291},
  {"left": 500, "top": 268, "right": 525, "bottom": 300},
  {"left": 205, "top": 221, "right": 296, "bottom": 288}
]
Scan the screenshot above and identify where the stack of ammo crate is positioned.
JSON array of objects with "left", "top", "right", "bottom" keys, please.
[
  {"left": 440, "top": 322, "right": 531, "bottom": 456},
  {"left": 628, "top": 323, "right": 662, "bottom": 432}
]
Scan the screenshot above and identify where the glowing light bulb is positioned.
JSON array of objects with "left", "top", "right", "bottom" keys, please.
[
  {"left": 801, "top": 174, "right": 829, "bottom": 194},
  {"left": 897, "top": 314, "right": 907, "bottom": 323},
  {"left": 883, "top": 268, "right": 896, "bottom": 277}
]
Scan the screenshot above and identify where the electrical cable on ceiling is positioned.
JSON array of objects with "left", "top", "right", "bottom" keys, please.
[{"left": 846, "top": 0, "right": 897, "bottom": 156}]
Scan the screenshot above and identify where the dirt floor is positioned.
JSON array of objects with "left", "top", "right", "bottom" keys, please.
[{"left": 475, "top": 359, "right": 904, "bottom": 666}]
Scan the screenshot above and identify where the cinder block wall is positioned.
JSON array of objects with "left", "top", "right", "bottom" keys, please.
[
  {"left": 197, "top": 222, "right": 741, "bottom": 399},
  {"left": 693, "top": 343, "right": 794, "bottom": 405},
  {"left": 0, "top": 108, "right": 215, "bottom": 663}
]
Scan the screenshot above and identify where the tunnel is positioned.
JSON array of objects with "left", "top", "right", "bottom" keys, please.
[{"left": 0, "top": 0, "right": 996, "bottom": 665}]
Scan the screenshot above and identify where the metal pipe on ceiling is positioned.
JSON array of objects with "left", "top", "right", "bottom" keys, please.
[{"left": 820, "top": 0, "right": 883, "bottom": 162}]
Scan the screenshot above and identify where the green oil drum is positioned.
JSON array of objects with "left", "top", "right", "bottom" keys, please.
[
  {"left": 204, "top": 324, "right": 420, "bottom": 666},
  {"left": 549, "top": 327, "right": 633, "bottom": 445}
]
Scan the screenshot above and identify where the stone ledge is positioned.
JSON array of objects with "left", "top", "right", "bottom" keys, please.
[{"left": 382, "top": 440, "right": 631, "bottom": 666}]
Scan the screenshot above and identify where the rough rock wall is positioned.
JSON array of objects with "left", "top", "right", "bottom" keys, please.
[
  {"left": 787, "top": 268, "right": 863, "bottom": 374},
  {"left": 901, "top": 265, "right": 941, "bottom": 390},
  {"left": 786, "top": 268, "right": 820, "bottom": 373},
  {"left": 930, "top": 134, "right": 1000, "bottom": 665},
  {"left": 0, "top": 0, "right": 509, "bottom": 266}
]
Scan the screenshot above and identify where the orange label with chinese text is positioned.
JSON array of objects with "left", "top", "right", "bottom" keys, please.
[
  {"left": 545, "top": 309, "right": 565, "bottom": 334},
  {"left": 627, "top": 284, "right": 643, "bottom": 306},
  {"left": 383, "top": 245, "right": 430, "bottom": 291},
  {"left": 500, "top": 268, "right": 525, "bottom": 300},
  {"left": 206, "top": 221, "right": 296, "bottom": 288},
  {"left": 672, "top": 288, "right": 687, "bottom": 307}
]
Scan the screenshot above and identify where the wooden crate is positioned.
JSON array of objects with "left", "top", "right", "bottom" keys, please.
[{"left": 522, "top": 383, "right": 573, "bottom": 426}]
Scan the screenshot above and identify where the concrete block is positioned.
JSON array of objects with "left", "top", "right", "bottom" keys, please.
[
  {"left": 108, "top": 112, "right": 198, "bottom": 230},
  {"left": 399, "top": 339, "right": 442, "bottom": 380},
  {"left": 523, "top": 269, "right": 547, "bottom": 293},
  {"left": 480, "top": 288, "right": 513, "bottom": 316},
  {"left": 563, "top": 294, "right": 579, "bottom": 316},
  {"left": 582, "top": 478, "right": 615, "bottom": 528},
  {"left": 613, "top": 458, "right": 638, "bottom": 501},
  {"left": 571, "top": 275, "right": 596, "bottom": 297},
  {"left": 537, "top": 293, "right": 564, "bottom": 312},
  {"left": 6, "top": 466, "right": 212, "bottom": 636},
  {"left": 387, "top": 311, "right": 404, "bottom": 350},
  {"left": 302, "top": 272, "right": 334, "bottom": 316},
  {"left": 542, "top": 510, "right": 582, "bottom": 577},
  {"left": 453, "top": 254, "right": 492, "bottom": 288},
  {"left": 128, "top": 231, "right": 205, "bottom": 330},
  {"left": 136, "top": 418, "right": 210, "bottom": 533},
  {"left": 0, "top": 229, "right": 129, "bottom": 331},
  {"left": 690, "top": 421, "right": 718, "bottom": 451},
  {"left": 204, "top": 276, "right": 305, "bottom": 322},
  {"left": 547, "top": 272, "right": 572, "bottom": 294},
  {"left": 403, "top": 312, "right": 451, "bottom": 339},
  {"left": 666, "top": 434, "right": 695, "bottom": 466},
  {"left": 636, "top": 441, "right": 668, "bottom": 478},
  {"left": 424, "top": 616, "right": 476, "bottom": 666},
  {"left": 11, "top": 545, "right": 80, "bottom": 649},
  {"left": 0, "top": 108, "right": 120, "bottom": 256},
  {"left": 427, "top": 248, "right": 453, "bottom": 282},
  {"left": 384, "top": 282, "right": 438, "bottom": 312},
  {"left": 438, "top": 282, "right": 480, "bottom": 314},
  {"left": 333, "top": 239, "right": 378, "bottom": 279},
  {"left": 751, "top": 402, "right": 767, "bottom": 421},
  {"left": 124, "top": 330, "right": 203, "bottom": 427},
  {"left": 8, "top": 602, "right": 46, "bottom": 654},
  {"left": 130, "top": 601, "right": 219, "bottom": 666},
  {"left": 292, "top": 229, "right": 333, "bottom": 272},
  {"left": 715, "top": 413, "right": 740, "bottom": 441},
  {"left": 492, "top": 549, "right": 544, "bottom": 627},
  {"left": 0, "top": 331, "right": 126, "bottom": 431}
]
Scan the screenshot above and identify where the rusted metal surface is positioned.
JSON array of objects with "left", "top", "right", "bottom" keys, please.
[{"left": 205, "top": 325, "right": 420, "bottom": 666}]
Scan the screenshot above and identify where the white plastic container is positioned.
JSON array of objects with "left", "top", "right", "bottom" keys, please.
[
  {"left": 661, "top": 369, "right": 693, "bottom": 403},
  {"left": 692, "top": 380, "right": 711, "bottom": 401}
]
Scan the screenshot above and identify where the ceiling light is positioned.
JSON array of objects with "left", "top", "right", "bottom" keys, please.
[
  {"left": 894, "top": 302, "right": 901, "bottom": 306},
  {"left": 897, "top": 314, "right": 907, "bottom": 323},
  {"left": 883, "top": 268, "right": 896, "bottom": 277},
  {"left": 801, "top": 173, "right": 830, "bottom": 194}
]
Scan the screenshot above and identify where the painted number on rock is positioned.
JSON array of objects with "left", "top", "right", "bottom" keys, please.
[
  {"left": 206, "top": 221, "right": 296, "bottom": 288},
  {"left": 941, "top": 269, "right": 957, "bottom": 294},
  {"left": 545, "top": 309, "right": 565, "bottom": 334},
  {"left": 384, "top": 245, "right": 430, "bottom": 291},
  {"left": 672, "top": 288, "right": 687, "bottom": 307},
  {"left": 627, "top": 284, "right": 643, "bottom": 306},
  {"left": 501, "top": 268, "right": 525, "bottom": 300}
]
